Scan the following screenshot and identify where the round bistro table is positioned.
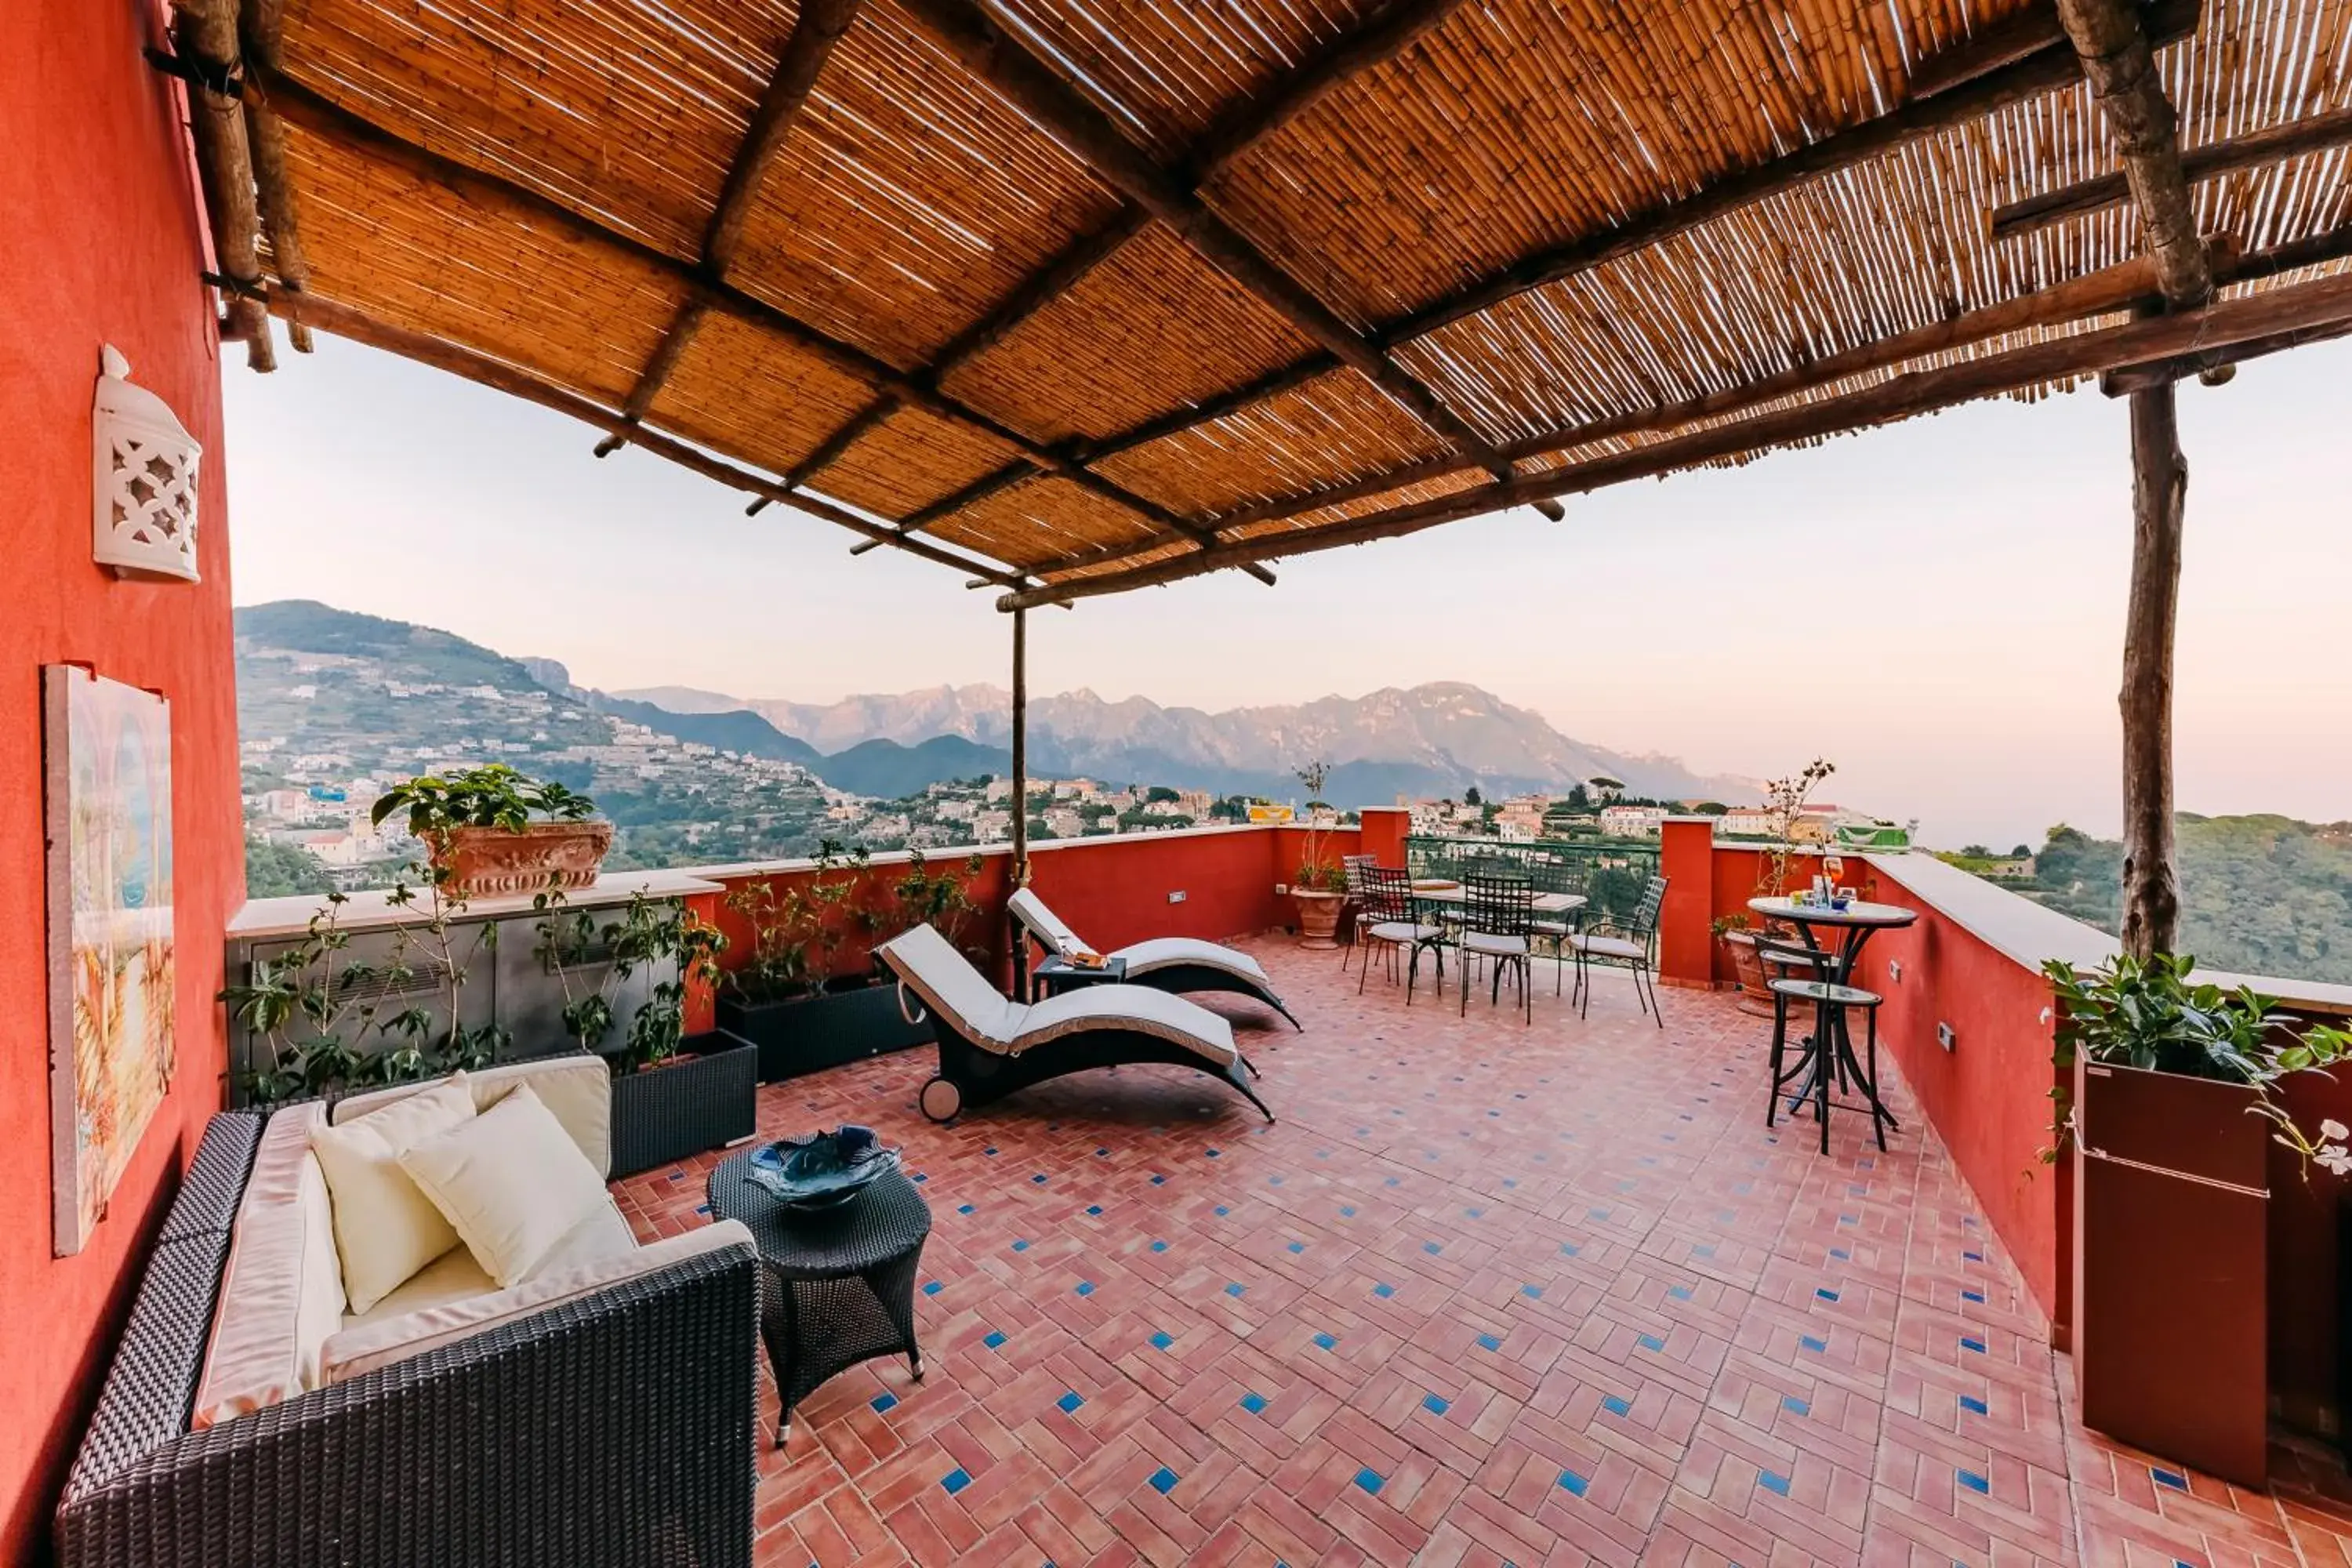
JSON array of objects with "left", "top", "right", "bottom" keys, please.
[
  {"left": 1747, "top": 897, "right": 1918, "bottom": 1146},
  {"left": 706, "top": 1152, "right": 932, "bottom": 1447}
]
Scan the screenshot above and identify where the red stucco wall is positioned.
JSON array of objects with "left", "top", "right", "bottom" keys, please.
[{"left": 0, "top": 2, "right": 241, "bottom": 1556}]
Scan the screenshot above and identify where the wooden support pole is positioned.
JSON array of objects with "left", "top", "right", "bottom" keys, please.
[
  {"left": 994, "top": 265, "right": 2352, "bottom": 610},
  {"left": 2118, "top": 355, "right": 2187, "bottom": 960},
  {"left": 1010, "top": 608, "right": 1029, "bottom": 889},
  {"left": 2056, "top": 0, "right": 2210, "bottom": 959},
  {"left": 172, "top": 0, "right": 274, "bottom": 369},
  {"left": 1994, "top": 106, "right": 2352, "bottom": 241}
]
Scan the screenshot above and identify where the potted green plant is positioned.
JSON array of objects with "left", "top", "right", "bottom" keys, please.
[
  {"left": 717, "top": 844, "right": 982, "bottom": 1082},
  {"left": 2046, "top": 951, "right": 2351, "bottom": 1487},
  {"left": 1289, "top": 760, "right": 1346, "bottom": 949},
  {"left": 539, "top": 890, "right": 755, "bottom": 1178},
  {"left": 372, "top": 763, "right": 612, "bottom": 898},
  {"left": 220, "top": 880, "right": 506, "bottom": 1107}
]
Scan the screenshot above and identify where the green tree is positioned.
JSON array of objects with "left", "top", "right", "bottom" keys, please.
[
  {"left": 1464, "top": 785, "right": 1483, "bottom": 807},
  {"left": 243, "top": 833, "right": 336, "bottom": 899},
  {"left": 1147, "top": 786, "right": 1180, "bottom": 803}
]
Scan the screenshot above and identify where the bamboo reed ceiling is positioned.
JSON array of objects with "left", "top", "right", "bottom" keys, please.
[{"left": 223, "top": 0, "right": 2352, "bottom": 601}]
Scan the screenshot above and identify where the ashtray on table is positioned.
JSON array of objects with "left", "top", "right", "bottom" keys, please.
[{"left": 746, "top": 1126, "right": 902, "bottom": 1212}]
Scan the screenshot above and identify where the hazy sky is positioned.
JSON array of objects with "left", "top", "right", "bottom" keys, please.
[{"left": 222, "top": 333, "right": 2352, "bottom": 850}]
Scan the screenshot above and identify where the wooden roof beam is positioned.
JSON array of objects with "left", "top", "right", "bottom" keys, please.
[
  {"left": 2053, "top": 0, "right": 2212, "bottom": 304},
  {"left": 797, "top": 0, "right": 1475, "bottom": 559},
  {"left": 256, "top": 70, "right": 1214, "bottom": 550},
  {"left": 1010, "top": 0, "right": 2201, "bottom": 492},
  {"left": 2100, "top": 314, "right": 2352, "bottom": 394},
  {"left": 597, "top": 0, "right": 862, "bottom": 459},
  {"left": 169, "top": 0, "right": 275, "bottom": 369},
  {"left": 1993, "top": 104, "right": 2352, "bottom": 241},
  {"left": 891, "top": 0, "right": 1566, "bottom": 523},
  {"left": 996, "top": 265, "right": 2352, "bottom": 609}
]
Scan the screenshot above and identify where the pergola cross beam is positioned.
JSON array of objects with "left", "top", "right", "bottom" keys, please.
[{"left": 890, "top": 0, "right": 1567, "bottom": 524}]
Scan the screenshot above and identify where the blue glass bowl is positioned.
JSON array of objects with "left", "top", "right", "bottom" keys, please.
[{"left": 747, "top": 1127, "right": 901, "bottom": 1211}]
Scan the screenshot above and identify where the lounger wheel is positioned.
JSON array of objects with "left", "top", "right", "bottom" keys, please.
[{"left": 919, "top": 1076, "right": 962, "bottom": 1122}]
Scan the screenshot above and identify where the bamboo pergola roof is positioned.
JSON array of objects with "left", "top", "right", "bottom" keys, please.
[{"left": 181, "top": 0, "right": 2352, "bottom": 606}]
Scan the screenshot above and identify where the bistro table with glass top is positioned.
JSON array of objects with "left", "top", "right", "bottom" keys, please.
[{"left": 1746, "top": 892, "right": 1918, "bottom": 1149}]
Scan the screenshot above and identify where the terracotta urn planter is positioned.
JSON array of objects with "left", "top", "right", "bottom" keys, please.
[
  {"left": 1292, "top": 888, "right": 1344, "bottom": 950},
  {"left": 2072, "top": 1056, "right": 2270, "bottom": 1488},
  {"left": 432, "top": 820, "right": 615, "bottom": 898}
]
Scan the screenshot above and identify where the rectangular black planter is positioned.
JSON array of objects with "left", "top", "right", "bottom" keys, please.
[
  {"left": 717, "top": 982, "right": 932, "bottom": 1084},
  {"left": 604, "top": 1029, "right": 759, "bottom": 1180}
]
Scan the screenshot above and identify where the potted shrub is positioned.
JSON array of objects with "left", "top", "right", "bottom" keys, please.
[
  {"left": 717, "top": 844, "right": 981, "bottom": 1083},
  {"left": 221, "top": 878, "right": 506, "bottom": 1108},
  {"left": 1711, "top": 913, "right": 1774, "bottom": 1016},
  {"left": 2047, "top": 952, "right": 2351, "bottom": 1487},
  {"left": 540, "top": 890, "right": 755, "bottom": 1178},
  {"left": 1289, "top": 760, "right": 1346, "bottom": 949},
  {"left": 372, "top": 763, "right": 612, "bottom": 898}
]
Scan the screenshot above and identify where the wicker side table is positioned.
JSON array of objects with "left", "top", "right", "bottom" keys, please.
[{"left": 706, "top": 1152, "right": 932, "bottom": 1447}]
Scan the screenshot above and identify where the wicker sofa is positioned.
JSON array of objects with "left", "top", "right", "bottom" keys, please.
[{"left": 54, "top": 1058, "right": 763, "bottom": 1568}]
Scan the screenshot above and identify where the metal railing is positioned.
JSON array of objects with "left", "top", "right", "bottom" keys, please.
[{"left": 1403, "top": 833, "right": 1662, "bottom": 928}]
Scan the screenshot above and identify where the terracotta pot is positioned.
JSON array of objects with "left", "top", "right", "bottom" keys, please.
[
  {"left": 1292, "top": 888, "right": 1344, "bottom": 950},
  {"left": 432, "top": 820, "right": 615, "bottom": 898},
  {"left": 1719, "top": 930, "right": 1775, "bottom": 1017},
  {"left": 2073, "top": 1057, "right": 2269, "bottom": 1488}
]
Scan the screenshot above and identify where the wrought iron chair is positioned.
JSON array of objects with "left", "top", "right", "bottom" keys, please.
[
  {"left": 1568, "top": 874, "right": 1668, "bottom": 1026},
  {"left": 1338, "top": 852, "right": 1378, "bottom": 972},
  {"left": 1457, "top": 870, "right": 1536, "bottom": 1023},
  {"left": 1355, "top": 863, "right": 1446, "bottom": 1004}
]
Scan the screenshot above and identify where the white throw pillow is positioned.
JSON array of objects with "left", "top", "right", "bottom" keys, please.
[
  {"left": 397, "top": 1083, "right": 613, "bottom": 1287},
  {"left": 310, "top": 1075, "right": 477, "bottom": 1314}
]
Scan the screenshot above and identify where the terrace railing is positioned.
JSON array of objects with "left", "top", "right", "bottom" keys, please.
[{"left": 1403, "top": 833, "right": 1661, "bottom": 927}]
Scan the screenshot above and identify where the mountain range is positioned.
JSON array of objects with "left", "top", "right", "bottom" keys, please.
[{"left": 608, "top": 681, "right": 1756, "bottom": 807}]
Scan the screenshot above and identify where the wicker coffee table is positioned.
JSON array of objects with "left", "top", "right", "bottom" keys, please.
[{"left": 706, "top": 1149, "right": 932, "bottom": 1446}]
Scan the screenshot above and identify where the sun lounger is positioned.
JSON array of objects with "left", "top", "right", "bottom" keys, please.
[{"left": 1007, "top": 887, "right": 1301, "bottom": 1029}]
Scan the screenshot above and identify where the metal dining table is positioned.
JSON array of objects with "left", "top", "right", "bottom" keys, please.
[{"left": 1410, "top": 879, "right": 1588, "bottom": 920}]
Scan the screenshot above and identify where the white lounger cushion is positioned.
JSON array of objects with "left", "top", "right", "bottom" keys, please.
[
  {"left": 1009, "top": 889, "right": 1271, "bottom": 986},
  {"left": 880, "top": 924, "right": 1239, "bottom": 1072},
  {"left": 1114, "top": 936, "right": 1272, "bottom": 985}
]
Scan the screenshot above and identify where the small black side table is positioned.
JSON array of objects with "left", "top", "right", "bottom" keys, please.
[
  {"left": 1033, "top": 953, "right": 1127, "bottom": 997},
  {"left": 706, "top": 1152, "right": 932, "bottom": 1447}
]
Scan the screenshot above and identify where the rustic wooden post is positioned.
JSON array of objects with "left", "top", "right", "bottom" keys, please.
[
  {"left": 1010, "top": 608, "right": 1029, "bottom": 891},
  {"left": 2054, "top": 0, "right": 2211, "bottom": 958},
  {"left": 2118, "top": 350, "right": 2187, "bottom": 959}
]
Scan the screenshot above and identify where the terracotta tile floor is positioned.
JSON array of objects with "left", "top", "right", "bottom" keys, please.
[{"left": 613, "top": 942, "right": 2352, "bottom": 1566}]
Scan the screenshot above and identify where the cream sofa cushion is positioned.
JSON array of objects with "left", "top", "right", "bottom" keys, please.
[
  {"left": 398, "top": 1085, "right": 614, "bottom": 1287},
  {"left": 319, "top": 1221, "right": 755, "bottom": 1386},
  {"left": 191, "top": 1104, "right": 347, "bottom": 1428},
  {"left": 334, "top": 1054, "right": 612, "bottom": 1177},
  {"left": 310, "top": 1076, "right": 476, "bottom": 1313}
]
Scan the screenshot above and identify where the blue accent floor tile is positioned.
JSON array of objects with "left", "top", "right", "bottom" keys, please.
[
  {"left": 871, "top": 1392, "right": 898, "bottom": 1414},
  {"left": 984, "top": 1330, "right": 1007, "bottom": 1349},
  {"left": 1149, "top": 1330, "right": 1174, "bottom": 1350},
  {"left": 1759, "top": 1470, "right": 1792, "bottom": 1497},
  {"left": 1602, "top": 1395, "right": 1632, "bottom": 1417},
  {"left": 1149, "top": 1467, "right": 1179, "bottom": 1495},
  {"left": 1829, "top": 1247, "right": 1849, "bottom": 1260},
  {"left": 1801, "top": 1335, "right": 1828, "bottom": 1353},
  {"left": 1962, "top": 1289, "right": 1986, "bottom": 1303},
  {"left": 1960, "top": 1337, "right": 1987, "bottom": 1354},
  {"left": 1562, "top": 1242, "right": 1582, "bottom": 1258},
  {"left": 1783, "top": 1396, "right": 1810, "bottom": 1416},
  {"left": 958, "top": 1204, "right": 976, "bottom": 1214},
  {"left": 2151, "top": 1467, "right": 2189, "bottom": 1491},
  {"left": 1817, "top": 1288, "right": 1840, "bottom": 1302},
  {"left": 942, "top": 1468, "right": 971, "bottom": 1495},
  {"left": 1056, "top": 1391, "right": 1084, "bottom": 1414},
  {"left": 1340, "top": 1205, "right": 1356, "bottom": 1218},
  {"left": 1313, "top": 1332, "right": 1338, "bottom": 1350},
  {"left": 1085, "top": 1205, "right": 1102, "bottom": 1216},
  {"left": 1151, "top": 1240, "right": 1168, "bottom": 1252},
  {"left": 1011, "top": 1240, "right": 1029, "bottom": 1252},
  {"left": 1477, "top": 1333, "right": 1503, "bottom": 1352},
  {"left": 1958, "top": 1468, "right": 1990, "bottom": 1494},
  {"left": 1151, "top": 1175, "right": 1165, "bottom": 1185},
  {"left": 1225, "top": 1283, "right": 1247, "bottom": 1298},
  {"left": 1558, "top": 1469, "right": 1589, "bottom": 1497},
  {"left": 1422, "top": 1393, "right": 1450, "bottom": 1415},
  {"left": 1374, "top": 1283, "right": 1396, "bottom": 1298},
  {"left": 1637, "top": 1334, "right": 1666, "bottom": 1352},
  {"left": 1214, "top": 1205, "right": 1230, "bottom": 1216},
  {"left": 1960, "top": 1395, "right": 1989, "bottom": 1415},
  {"left": 1033, "top": 1173, "right": 1048, "bottom": 1184},
  {"left": 1424, "top": 1241, "right": 1443, "bottom": 1255},
  {"left": 1075, "top": 1281, "right": 1094, "bottom": 1296},
  {"left": 923, "top": 1281, "right": 943, "bottom": 1295},
  {"left": 1354, "top": 1468, "right": 1385, "bottom": 1495},
  {"left": 1521, "top": 1284, "right": 1543, "bottom": 1299},
  {"left": 1669, "top": 1285, "right": 1693, "bottom": 1301},
  {"left": 1288, "top": 1241, "right": 1305, "bottom": 1254},
  {"left": 1240, "top": 1392, "right": 1268, "bottom": 1414}
]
